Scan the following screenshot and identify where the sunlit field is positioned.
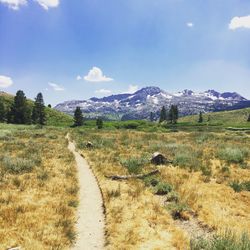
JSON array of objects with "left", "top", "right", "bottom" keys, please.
[
  {"left": 0, "top": 124, "right": 78, "bottom": 250},
  {"left": 72, "top": 128, "right": 250, "bottom": 249},
  {"left": 1, "top": 121, "right": 250, "bottom": 249}
]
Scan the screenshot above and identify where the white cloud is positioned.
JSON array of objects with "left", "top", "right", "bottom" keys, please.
[
  {"left": 84, "top": 67, "right": 113, "bottom": 82},
  {"left": 48, "top": 82, "right": 65, "bottom": 91},
  {"left": 186, "top": 22, "right": 194, "bottom": 28},
  {"left": 35, "top": 0, "right": 59, "bottom": 10},
  {"left": 95, "top": 89, "right": 112, "bottom": 95},
  {"left": 0, "top": 0, "right": 27, "bottom": 10},
  {"left": 127, "top": 84, "right": 139, "bottom": 94},
  {"left": 229, "top": 15, "right": 250, "bottom": 30},
  {"left": 0, "top": 0, "right": 59, "bottom": 10},
  {"left": 76, "top": 75, "right": 82, "bottom": 81},
  {"left": 0, "top": 75, "right": 13, "bottom": 88}
]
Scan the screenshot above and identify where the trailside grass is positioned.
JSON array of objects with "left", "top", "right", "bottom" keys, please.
[
  {"left": 0, "top": 124, "right": 78, "bottom": 249},
  {"left": 72, "top": 128, "right": 250, "bottom": 249}
]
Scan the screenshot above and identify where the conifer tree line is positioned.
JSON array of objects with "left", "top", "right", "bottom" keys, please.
[
  {"left": 0, "top": 90, "right": 46, "bottom": 125},
  {"left": 159, "top": 105, "right": 179, "bottom": 124}
]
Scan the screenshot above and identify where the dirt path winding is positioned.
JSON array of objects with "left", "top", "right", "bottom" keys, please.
[{"left": 67, "top": 134, "right": 105, "bottom": 250}]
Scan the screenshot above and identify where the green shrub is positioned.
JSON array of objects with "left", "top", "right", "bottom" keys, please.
[
  {"left": 230, "top": 181, "right": 250, "bottom": 192},
  {"left": 166, "top": 191, "right": 179, "bottom": 203},
  {"left": 201, "top": 165, "right": 212, "bottom": 177},
  {"left": 194, "top": 132, "right": 213, "bottom": 144},
  {"left": 217, "top": 147, "right": 248, "bottom": 164},
  {"left": 2, "top": 156, "right": 35, "bottom": 174},
  {"left": 239, "top": 163, "right": 250, "bottom": 169},
  {"left": 120, "top": 156, "right": 148, "bottom": 174},
  {"left": 190, "top": 231, "right": 250, "bottom": 250},
  {"left": 173, "top": 146, "right": 203, "bottom": 171},
  {"left": 143, "top": 176, "right": 160, "bottom": 187},
  {"left": 92, "top": 137, "right": 116, "bottom": 149},
  {"left": 154, "top": 182, "right": 172, "bottom": 195},
  {"left": 230, "top": 181, "right": 243, "bottom": 192},
  {"left": 115, "top": 121, "right": 140, "bottom": 129},
  {"left": 166, "top": 202, "right": 189, "bottom": 220}
]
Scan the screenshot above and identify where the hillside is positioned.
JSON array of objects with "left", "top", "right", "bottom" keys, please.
[
  {"left": 0, "top": 91, "right": 73, "bottom": 127},
  {"left": 179, "top": 107, "right": 250, "bottom": 127}
]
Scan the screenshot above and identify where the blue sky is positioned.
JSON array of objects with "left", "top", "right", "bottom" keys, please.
[{"left": 0, "top": 0, "right": 250, "bottom": 105}]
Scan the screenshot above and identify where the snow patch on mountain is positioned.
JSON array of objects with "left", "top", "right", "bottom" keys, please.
[{"left": 54, "top": 86, "right": 249, "bottom": 120}]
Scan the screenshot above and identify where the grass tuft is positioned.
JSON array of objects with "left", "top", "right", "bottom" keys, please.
[
  {"left": 2, "top": 156, "right": 35, "bottom": 174},
  {"left": 217, "top": 147, "right": 248, "bottom": 164},
  {"left": 190, "top": 231, "right": 250, "bottom": 250},
  {"left": 120, "top": 156, "right": 148, "bottom": 174}
]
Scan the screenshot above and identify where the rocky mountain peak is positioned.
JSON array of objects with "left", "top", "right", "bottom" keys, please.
[{"left": 54, "top": 86, "right": 249, "bottom": 120}]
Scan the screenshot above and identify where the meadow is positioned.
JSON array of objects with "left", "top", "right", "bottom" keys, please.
[
  {"left": 72, "top": 127, "right": 250, "bottom": 249},
  {"left": 0, "top": 109, "right": 250, "bottom": 249},
  {"left": 0, "top": 124, "right": 78, "bottom": 250}
]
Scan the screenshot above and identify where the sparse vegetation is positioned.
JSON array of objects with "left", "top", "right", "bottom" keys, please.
[
  {"left": 230, "top": 181, "right": 250, "bottom": 192},
  {"left": 154, "top": 182, "right": 173, "bottom": 195},
  {"left": 0, "top": 124, "right": 78, "bottom": 249},
  {"left": 190, "top": 231, "right": 250, "bottom": 250},
  {"left": 72, "top": 127, "right": 250, "bottom": 249},
  {"left": 120, "top": 156, "right": 148, "bottom": 174},
  {"left": 217, "top": 147, "right": 248, "bottom": 163}
]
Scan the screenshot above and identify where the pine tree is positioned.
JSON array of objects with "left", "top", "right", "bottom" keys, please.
[
  {"left": 73, "top": 107, "right": 84, "bottom": 126},
  {"left": 48, "top": 104, "right": 52, "bottom": 108},
  {"left": 198, "top": 111, "right": 203, "bottom": 123},
  {"left": 150, "top": 112, "right": 154, "bottom": 122},
  {"left": 96, "top": 117, "right": 103, "bottom": 129},
  {"left": 0, "top": 97, "right": 5, "bottom": 122},
  {"left": 169, "top": 105, "right": 179, "bottom": 124},
  {"left": 32, "top": 93, "right": 46, "bottom": 125},
  {"left": 247, "top": 114, "right": 250, "bottom": 122},
  {"left": 159, "top": 106, "right": 167, "bottom": 123},
  {"left": 173, "top": 105, "right": 179, "bottom": 124},
  {"left": 8, "top": 90, "right": 30, "bottom": 124}
]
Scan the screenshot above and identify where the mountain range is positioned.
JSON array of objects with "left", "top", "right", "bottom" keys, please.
[{"left": 54, "top": 87, "right": 250, "bottom": 120}]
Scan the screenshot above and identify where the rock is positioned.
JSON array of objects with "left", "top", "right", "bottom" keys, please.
[
  {"left": 151, "top": 152, "right": 171, "bottom": 165},
  {"left": 86, "top": 141, "right": 93, "bottom": 148}
]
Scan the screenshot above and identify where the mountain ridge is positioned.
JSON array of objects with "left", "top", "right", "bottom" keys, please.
[{"left": 54, "top": 86, "right": 250, "bottom": 120}]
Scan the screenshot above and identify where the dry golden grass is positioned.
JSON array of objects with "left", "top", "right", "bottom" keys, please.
[
  {"left": 73, "top": 129, "right": 250, "bottom": 249},
  {"left": 0, "top": 125, "right": 78, "bottom": 250}
]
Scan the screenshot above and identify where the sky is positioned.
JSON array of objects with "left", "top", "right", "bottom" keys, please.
[{"left": 0, "top": 0, "right": 250, "bottom": 106}]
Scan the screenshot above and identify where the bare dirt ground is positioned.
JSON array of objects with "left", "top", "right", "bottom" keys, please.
[{"left": 67, "top": 134, "right": 105, "bottom": 250}]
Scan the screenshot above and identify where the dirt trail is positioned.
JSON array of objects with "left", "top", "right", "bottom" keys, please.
[{"left": 67, "top": 134, "right": 105, "bottom": 250}]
